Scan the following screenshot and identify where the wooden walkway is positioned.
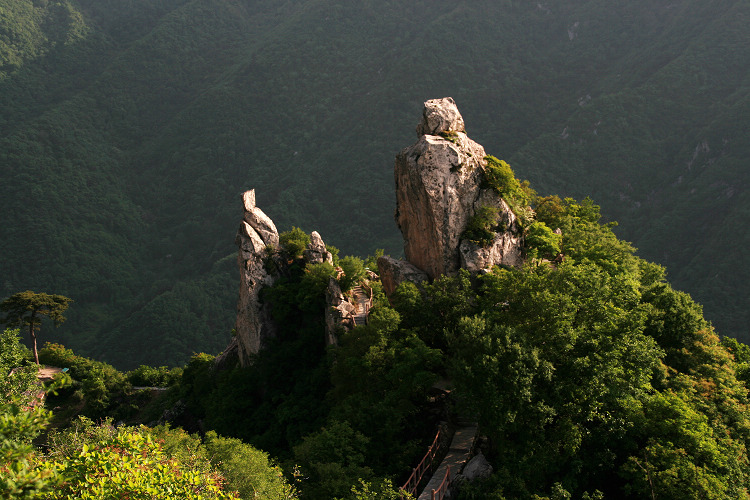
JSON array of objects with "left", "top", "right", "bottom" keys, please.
[
  {"left": 417, "top": 417, "right": 478, "bottom": 500},
  {"left": 351, "top": 285, "right": 371, "bottom": 326},
  {"left": 400, "top": 379, "right": 479, "bottom": 500}
]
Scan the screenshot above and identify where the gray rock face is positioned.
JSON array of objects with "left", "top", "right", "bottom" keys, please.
[
  {"left": 394, "top": 97, "right": 523, "bottom": 280},
  {"left": 461, "top": 453, "right": 493, "bottom": 481},
  {"left": 234, "top": 190, "right": 280, "bottom": 366},
  {"left": 377, "top": 255, "right": 430, "bottom": 297},
  {"left": 324, "top": 277, "right": 356, "bottom": 346},
  {"left": 304, "top": 231, "right": 333, "bottom": 265},
  {"left": 459, "top": 198, "right": 523, "bottom": 272},
  {"left": 242, "top": 190, "right": 279, "bottom": 248}
]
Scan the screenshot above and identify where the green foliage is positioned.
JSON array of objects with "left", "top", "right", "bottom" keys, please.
[
  {"left": 279, "top": 227, "right": 311, "bottom": 259},
  {"left": 41, "top": 426, "right": 238, "bottom": 499},
  {"left": 533, "top": 195, "right": 567, "bottom": 231},
  {"left": 328, "top": 312, "right": 441, "bottom": 466},
  {"left": 38, "top": 343, "right": 130, "bottom": 418},
  {"left": 439, "top": 202, "right": 750, "bottom": 498},
  {"left": 127, "top": 364, "right": 183, "bottom": 387},
  {"left": 0, "top": 404, "right": 56, "bottom": 499},
  {"left": 619, "top": 388, "right": 745, "bottom": 499},
  {"left": 293, "top": 420, "right": 372, "bottom": 500},
  {"left": 483, "top": 156, "right": 522, "bottom": 200},
  {"left": 462, "top": 205, "right": 500, "bottom": 247},
  {"left": 44, "top": 417, "right": 120, "bottom": 467},
  {"left": 439, "top": 130, "right": 460, "bottom": 144},
  {"left": 363, "top": 249, "right": 384, "bottom": 274},
  {"left": 0, "top": 329, "right": 57, "bottom": 498},
  {"left": 0, "top": 328, "right": 31, "bottom": 370},
  {"left": 338, "top": 255, "right": 366, "bottom": 292},
  {"left": 326, "top": 244, "right": 341, "bottom": 266},
  {"left": 204, "top": 430, "right": 298, "bottom": 500},
  {"left": 341, "top": 478, "right": 410, "bottom": 500},
  {"left": 482, "top": 156, "right": 534, "bottom": 227},
  {"left": 391, "top": 269, "right": 476, "bottom": 350},
  {"left": 0, "top": 329, "right": 37, "bottom": 407},
  {"left": 721, "top": 336, "right": 750, "bottom": 385},
  {"left": 524, "top": 221, "right": 561, "bottom": 259},
  {"left": 181, "top": 259, "right": 334, "bottom": 454},
  {"left": 42, "top": 416, "right": 300, "bottom": 499}
]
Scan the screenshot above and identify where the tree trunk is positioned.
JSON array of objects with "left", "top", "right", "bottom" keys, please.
[{"left": 29, "top": 313, "right": 39, "bottom": 364}]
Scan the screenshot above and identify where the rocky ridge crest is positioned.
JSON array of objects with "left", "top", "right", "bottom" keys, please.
[
  {"left": 222, "top": 190, "right": 357, "bottom": 366},
  {"left": 227, "top": 98, "right": 524, "bottom": 364}
]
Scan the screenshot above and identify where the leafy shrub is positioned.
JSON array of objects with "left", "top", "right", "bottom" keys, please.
[
  {"left": 204, "top": 431, "right": 298, "bottom": 500},
  {"left": 279, "top": 227, "right": 311, "bottom": 259},
  {"left": 298, "top": 262, "right": 339, "bottom": 314},
  {"left": 341, "top": 478, "right": 409, "bottom": 500},
  {"left": 482, "top": 156, "right": 535, "bottom": 228},
  {"left": 1, "top": 328, "right": 57, "bottom": 498},
  {"left": 38, "top": 343, "right": 129, "bottom": 418},
  {"left": 0, "top": 329, "right": 37, "bottom": 407},
  {"left": 293, "top": 421, "right": 373, "bottom": 500},
  {"left": 40, "top": 426, "right": 238, "bottom": 499},
  {"left": 525, "top": 221, "right": 562, "bottom": 259},
  {"left": 45, "top": 417, "right": 119, "bottom": 461},
  {"left": 326, "top": 244, "right": 341, "bottom": 266},
  {"left": 339, "top": 256, "right": 366, "bottom": 292},
  {"left": 127, "top": 365, "right": 183, "bottom": 387},
  {"left": 483, "top": 156, "right": 522, "bottom": 200}
]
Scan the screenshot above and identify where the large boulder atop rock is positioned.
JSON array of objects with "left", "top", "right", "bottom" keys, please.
[
  {"left": 394, "top": 98, "right": 523, "bottom": 280},
  {"left": 234, "top": 190, "right": 280, "bottom": 366},
  {"left": 416, "top": 97, "right": 466, "bottom": 136},
  {"left": 377, "top": 255, "right": 429, "bottom": 297}
]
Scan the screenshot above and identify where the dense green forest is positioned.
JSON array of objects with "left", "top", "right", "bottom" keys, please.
[
  {"left": 0, "top": 0, "right": 748, "bottom": 368},
  {"left": 5, "top": 168, "right": 750, "bottom": 497}
]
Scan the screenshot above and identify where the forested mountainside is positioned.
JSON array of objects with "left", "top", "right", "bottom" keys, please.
[
  {"left": 6, "top": 140, "right": 750, "bottom": 498},
  {"left": 1, "top": 0, "right": 749, "bottom": 368}
]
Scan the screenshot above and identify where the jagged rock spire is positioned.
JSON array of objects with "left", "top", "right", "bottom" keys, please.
[{"left": 233, "top": 189, "right": 279, "bottom": 365}]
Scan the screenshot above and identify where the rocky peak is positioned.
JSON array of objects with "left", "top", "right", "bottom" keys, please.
[
  {"left": 391, "top": 98, "right": 523, "bottom": 282},
  {"left": 229, "top": 191, "right": 342, "bottom": 366},
  {"left": 233, "top": 189, "right": 280, "bottom": 366},
  {"left": 241, "top": 190, "right": 279, "bottom": 248}
]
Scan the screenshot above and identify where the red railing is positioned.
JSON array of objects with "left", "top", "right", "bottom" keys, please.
[
  {"left": 359, "top": 281, "right": 374, "bottom": 323},
  {"left": 430, "top": 465, "right": 451, "bottom": 500},
  {"left": 400, "top": 429, "right": 442, "bottom": 499}
]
